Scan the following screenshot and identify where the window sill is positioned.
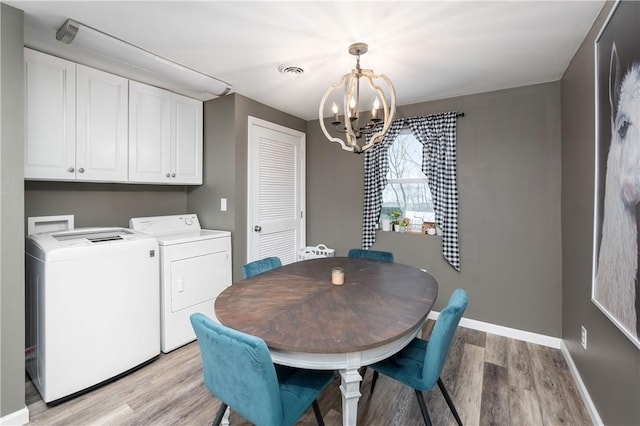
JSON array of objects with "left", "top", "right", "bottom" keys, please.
[{"left": 376, "top": 229, "right": 441, "bottom": 237}]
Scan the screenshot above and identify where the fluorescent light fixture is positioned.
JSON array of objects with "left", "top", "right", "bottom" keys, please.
[{"left": 56, "top": 19, "right": 231, "bottom": 98}]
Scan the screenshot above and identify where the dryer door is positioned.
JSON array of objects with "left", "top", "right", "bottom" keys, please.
[{"left": 170, "top": 248, "right": 229, "bottom": 312}]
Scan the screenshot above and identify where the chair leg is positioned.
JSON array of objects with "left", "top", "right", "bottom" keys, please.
[
  {"left": 370, "top": 371, "right": 379, "bottom": 393},
  {"left": 358, "top": 366, "right": 367, "bottom": 380},
  {"left": 212, "top": 403, "right": 228, "bottom": 426},
  {"left": 414, "top": 389, "right": 433, "bottom": 426},
  {"left": 358, "top": 366, "right": 367, "bottom": 390},
  {"left": 312, "top": 400, "right": 325, "bottom": 426},
  {"left": 437, "top": 377, "right": 463, "bottom": 426}
]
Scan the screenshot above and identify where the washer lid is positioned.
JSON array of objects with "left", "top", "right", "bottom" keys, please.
[
  {"left": 154, "top": 229, "right": 231, "bottom": 245},
  {"left": 25, "top": 227, "right": 156, "bottom": 261}
]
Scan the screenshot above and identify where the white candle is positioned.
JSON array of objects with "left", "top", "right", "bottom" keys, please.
[{"left": 331, "top": 267, "right": 344, "bottom": 285}]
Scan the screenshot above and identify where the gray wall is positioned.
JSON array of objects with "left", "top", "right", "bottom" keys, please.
[
  {"left": 188, "top": 93, "right": 305, "bottom": 281},
  {"left": 308, "top": 81, "right": 563, "bottom": 336},
  {"left": 24, "top": 182, "right": 187, "bottom": 228},
  {"left": 562, "top": 2, "right": 640, "bottom": 425},
  {"left": 1, "top": 3, "right": 25, "bottom": 417}
]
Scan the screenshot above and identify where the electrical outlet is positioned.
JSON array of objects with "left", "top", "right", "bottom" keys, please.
[{"left": 581, "top": 326, "right": 587, "bottom": 350}]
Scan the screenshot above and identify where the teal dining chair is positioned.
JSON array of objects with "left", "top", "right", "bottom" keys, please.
[
  {"left": 190, "top": 313, "right": 333, "bottom": 426},
  {"left": 242, "top": 256, "right": 282, "bottom": 278},
  {"left": 367, "top": 288, "right": 468, "bottom": 426},
  {"left": 347, "top": 248, "right": 394, "bottom": 262}
]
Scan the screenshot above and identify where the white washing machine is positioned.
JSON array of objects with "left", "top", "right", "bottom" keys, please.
[
  {"left": 25, "top": 227, "right": 160, "bottom": 403},
  {"left": 130, "top": 214, "right": 231, "bottom": 353}
]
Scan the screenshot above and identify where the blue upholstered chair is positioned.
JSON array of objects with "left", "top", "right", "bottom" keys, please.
[
  {"left": 242, "top": 256, "right": 282, "bottom": 279},
  {"left": 190, "top": 313, "right": 333, "bottom": 426},
  {"left": 347, "top": 248, "right": 394, "bottom": 262},
  {"left": 368, "top": 288, "right": 468, "bottom": 426}
]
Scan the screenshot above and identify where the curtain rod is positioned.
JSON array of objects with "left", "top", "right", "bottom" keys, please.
[{"left": 399, "top": 112, "right": 465, "bottom": 128}]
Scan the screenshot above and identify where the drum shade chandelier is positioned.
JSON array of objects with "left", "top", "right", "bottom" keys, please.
[{"left": 319, "top": 42, "right": 396, "bottom": 153}]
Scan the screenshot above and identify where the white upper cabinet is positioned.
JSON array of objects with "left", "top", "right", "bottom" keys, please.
[
  {"left": 24, "top": 49, "right": 129, "bottom": 182},
  {"left": 128, "top": 81, "right": 172, "bottom": 183},
  {"left": 24, "top": 49, "right": 76, "bottom": 180},
  {"left": 24, "top": 49, "right": 202, "bottom": 185},
  {"left": 76, "top": 65, "right": 129, "bottom": 182},
  {"left": 171, "top": 93, "right": 203, "bottom": 185},
  {"left": 129, "top": 81, "right": 202, "bottom": 185}
]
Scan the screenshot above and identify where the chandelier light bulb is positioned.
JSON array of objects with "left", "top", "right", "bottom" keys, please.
[{"left": 372, "top": 97, "right": 380, "bottom": 120}]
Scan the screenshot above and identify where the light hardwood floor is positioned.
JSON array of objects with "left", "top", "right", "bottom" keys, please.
[{"left": 26, "top": 323, "right": 592, "bottom": 425}]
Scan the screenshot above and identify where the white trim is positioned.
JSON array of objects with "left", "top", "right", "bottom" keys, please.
[
  {"left": 560, "top": 341, "right": 604, "bottom": 426},
  {"left": 0, "top": 406, "right": 29, "bottom": 426},
  {"left": 427, "top": 311, "right": 562, "bottom": 348}
]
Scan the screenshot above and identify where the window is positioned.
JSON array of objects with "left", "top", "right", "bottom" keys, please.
[{"left": 382, "top": 129, "right": 435, "bottom": 223}]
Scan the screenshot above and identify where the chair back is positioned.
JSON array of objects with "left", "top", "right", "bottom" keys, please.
[
  {"left": 190, "top": 313, "right": 284, "bottom": 425},
  {"left": 242, "top": 256, "right": 282, "bottom": 278},
  {"left": 422, "top": 288, "right": 468, "bottom": 389},
  {"left": 347, "top": 248, "right": 394, "bottom": 262}
]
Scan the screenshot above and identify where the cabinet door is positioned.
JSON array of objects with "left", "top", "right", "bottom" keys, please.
[
  {"left": 171, "top": 93, "right": 203, "bottom": 185},
  {"left": 24, "top": 49, "right": 76, "bottom": 180},
  {"left": 76, "top": 65, "right": 129, "bottom": 182},
  {"left": 128, "top": 81, "right": 171, "bottom": 183}
]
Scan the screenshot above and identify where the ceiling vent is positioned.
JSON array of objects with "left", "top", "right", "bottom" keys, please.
[{"left": 278, "top": 64, "right": 305, "bottom": 77}]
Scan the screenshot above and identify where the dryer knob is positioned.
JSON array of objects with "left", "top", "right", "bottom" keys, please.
[{"left": 185, "top": 217, "right": 193, "bottom": 226}]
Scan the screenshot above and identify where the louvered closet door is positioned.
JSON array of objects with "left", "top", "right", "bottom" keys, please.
[{"left": 248, "top": 117, "right": 306, "bottom": 265}]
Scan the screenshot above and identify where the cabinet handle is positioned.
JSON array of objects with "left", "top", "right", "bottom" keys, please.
[
  {"left": 78, "top": 168, "right": 85, "bottom": 173},
  {"left": 68, "top": 167, "right": 74, "bottom": 173},
  {"left": 166, "top": 173, "right": 171, "bottom": 178},
  {"left": 254, "top": 225, "right": 262, "bottom": 232},
  {"left": 171, "top": 173, "right": 176, "bottom": 178}
]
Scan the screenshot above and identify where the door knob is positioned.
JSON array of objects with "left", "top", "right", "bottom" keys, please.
[{"left": 254, "top": 225, "right": 262, "bottom": 232}]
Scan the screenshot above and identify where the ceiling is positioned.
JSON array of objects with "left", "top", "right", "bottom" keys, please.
[{"left": 8, "top": 1, "right": 605, "bottom": 121}]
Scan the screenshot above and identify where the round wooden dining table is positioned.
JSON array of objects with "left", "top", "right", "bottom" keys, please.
[{"left": 215, "top": 256, "right": 439, "bottom": 426}]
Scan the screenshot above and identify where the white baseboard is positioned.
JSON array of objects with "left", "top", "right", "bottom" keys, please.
[
  {"left": 427, "top": 311, "right": 562, "bottom": 348},
  {"left": 560, "top": 341, "right": 603, "bottom": 426},
  {"left": 0, "top": 406, "right": 29, "bottom": 426}
]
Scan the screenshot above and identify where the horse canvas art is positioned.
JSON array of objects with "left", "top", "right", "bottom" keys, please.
[
  {"left": 594, "top": 42, "right": 640, "bottom": 341},
  {"left": 593, "top": 1, "right": 640, "bottom": 348}
]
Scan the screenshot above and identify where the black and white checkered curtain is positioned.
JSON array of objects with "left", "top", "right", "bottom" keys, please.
[
  {"left": 361, "top": 111, "right": 460, "bottom": 271},
  {"left": 408, "top": 112, "right": 460, "bottom": 270},
  {"left": 361, "top": 120, "right": 404, "bottom": 249}
]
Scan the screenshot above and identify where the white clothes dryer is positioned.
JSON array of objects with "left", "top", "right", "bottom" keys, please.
[{"left": 130, "top": 214, "right": 231, "bottom": 353}]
